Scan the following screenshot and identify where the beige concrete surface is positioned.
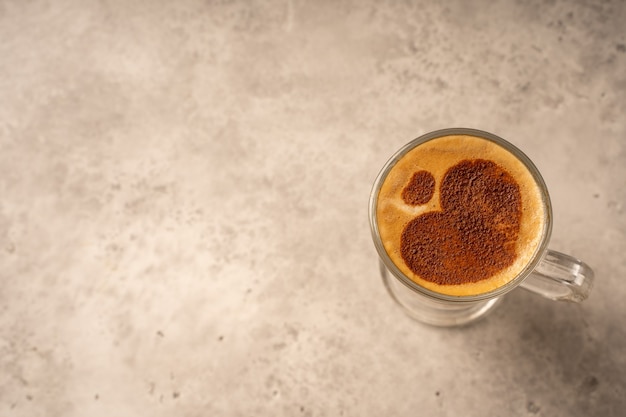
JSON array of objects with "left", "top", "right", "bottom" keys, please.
[{"left": 1, "top": 0, "right": 625, "bottom": 416}]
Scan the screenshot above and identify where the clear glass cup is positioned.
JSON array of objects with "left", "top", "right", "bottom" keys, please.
[{"left": 369, "top": 128, "right": 594, "bottom": 327}]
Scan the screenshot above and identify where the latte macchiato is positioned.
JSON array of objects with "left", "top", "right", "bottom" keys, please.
[{"left": 375, "top": 133, "right": 546, "bottom": 297}]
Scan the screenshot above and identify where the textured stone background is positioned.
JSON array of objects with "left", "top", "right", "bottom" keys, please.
[{"left": 1, "top": 0, "right": 624, "bottom": 416}]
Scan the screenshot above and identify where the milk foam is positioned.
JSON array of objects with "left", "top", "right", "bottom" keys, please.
[{"left": 376, "top": 134, "right": 546, "bottom": 297}]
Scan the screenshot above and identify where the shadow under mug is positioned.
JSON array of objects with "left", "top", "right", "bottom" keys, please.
[{"left": 369, "top": 128, "right": 594, "bottom": 327}]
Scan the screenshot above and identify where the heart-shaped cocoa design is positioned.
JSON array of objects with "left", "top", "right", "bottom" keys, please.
[{"left": 400, "top": 159, "right": 522, "bottom": 285}]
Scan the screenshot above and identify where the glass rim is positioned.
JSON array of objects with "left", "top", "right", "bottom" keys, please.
[{"left": 368, "top": 128, "right": 553, "bottom": 303}]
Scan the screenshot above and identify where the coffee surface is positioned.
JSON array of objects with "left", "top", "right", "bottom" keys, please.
[{"left": 376, "top": 134, "right": 546, "bottom": 296}]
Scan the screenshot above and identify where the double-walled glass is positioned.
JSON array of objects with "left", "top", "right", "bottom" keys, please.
[{"left": 369, "top": 128, "right": 594, "bottom": 326}]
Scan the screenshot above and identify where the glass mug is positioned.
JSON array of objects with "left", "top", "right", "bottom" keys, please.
[{"left": 369, "top": 128, "right": 594, "bottom": 326}]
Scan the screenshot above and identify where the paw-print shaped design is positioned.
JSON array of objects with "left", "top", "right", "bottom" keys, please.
[{"left": 400, "top": 159, "right": 522, "bottom": 285}]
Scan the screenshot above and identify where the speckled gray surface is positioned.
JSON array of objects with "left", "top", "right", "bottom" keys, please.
[{"left": 1, "top": 0, "right": 625, "bottom": 416}]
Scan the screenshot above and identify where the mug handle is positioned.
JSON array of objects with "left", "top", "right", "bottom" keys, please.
[{"left": 519, "top": 249, "right": 594, "bottom": 302}]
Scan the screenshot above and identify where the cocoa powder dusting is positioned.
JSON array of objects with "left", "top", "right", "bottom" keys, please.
[
  {"left": 402, "top": 170, "right": 435, "bottom": 205},
  {"left": 400, "top": 159, "right": 522, "bottom": 285}
]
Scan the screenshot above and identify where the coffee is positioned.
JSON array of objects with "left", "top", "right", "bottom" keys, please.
[{"left": 375, "top": 133, "right": 546, "bottom": 297}]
